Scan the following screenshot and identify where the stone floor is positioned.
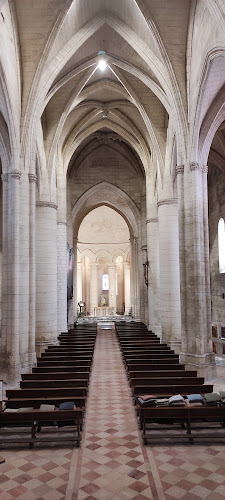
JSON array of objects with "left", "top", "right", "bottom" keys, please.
[{"left": 0, "top": 327, "right": 225, "bottom": 499}]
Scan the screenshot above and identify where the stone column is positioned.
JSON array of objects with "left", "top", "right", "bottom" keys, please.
[
  {"left": 77, "top": 262, "right": 83, "bottom": 303},
  {"left": 1, "top": 173, "right": 8, "bottom": 358},
  {"left": 146, "top": 217, "right": 161, "bottom": 336},
  {"left": 130, "top": 236, "right": 140, "bottom": 318},
  {"left": 73, "top": 238, "right": 78, "bottom": 321},
  {"left": 57, "top": 171, "right": 67, "bottom": 333},
  {"left": 90, "top": 262, "right": 98, "bottom": 316},
  {"left": 123, "top": 262, "right": 130, "bottom": 315},
  {"left": 179, "top": 162, "right": 215, "bottom": 377},
  {"left": 158, "top": 198, "right": 181, "bottom": 352},
  {"left": 36, "top": 201, "right": 58, "bottom": 356},
  {"left": 176, "top": 165, "right": 186, "bottom": 347},
  {"left": 108, "top": 264, "right": 116, "bottom": 312},
  {"left": 28, "top": 174, "right": 37, "bottom": 366},
  {"left": 6, "top": 171, "right": 21, "bottom": 382},
  {"left": 146, "top": 171, "right": 161, "bottom": 334}
]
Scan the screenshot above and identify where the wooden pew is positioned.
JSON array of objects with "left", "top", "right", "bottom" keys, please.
[
  {"left": 129, "top": 370, "right": 198, "bottom": 380},
  {"left": 140, "top": 406, "right": 225, "bottom": 445},
  {"left": 33, "top": 365, "right": 91, "bottom": 373},
  {"left": 130, "top": 377, "right": 205, "bottom": 387},
  {"left": 22, "top": 371, "right": 89, "bottom": 380},
  {"left": 6, "top": 387, "right": 87, "bottom": 399},
  {"left": 20, "top": 379, "right": 89, "bottom": 389},
  {"left": 37, "top": 359, "right": 92, "bottom": 367},
  {"left": 0, "top": 409, "right": 83, "bottom": 447},
  {"left": 133, "top": 383, "right": 213, "bottom": 396},
  {"left": 4, "top": 396, "right": 86, "bottom": 409}
]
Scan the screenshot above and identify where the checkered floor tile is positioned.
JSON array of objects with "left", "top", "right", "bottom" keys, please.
[{"left": 1, "top": 325, "right": 225, "bottom": 499}]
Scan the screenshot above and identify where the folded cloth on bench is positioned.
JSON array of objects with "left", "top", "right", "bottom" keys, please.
[
  {"left": 139, "top": 395, "right": 156, "bottom": 402},
  {"left": 204, "top": 393, "right": 221, "bottom": 406},
  {"left": 18, "top": 407, "right": 34, "bottom": 412},
  {"left": 187, "top": 394, "right": 204, "bottom": 404},
  {"left": 169, "top": 394, "right": 185, "bottom": 406},
  {"left": 156, "top": 398, "right": 169, "bottom": 406},
  {"left": 39, "top": 404, "right": 56, "bottom": 411},
  {"left": 137, "top": 397, "right": 156, "bottom": 406},
  {"left": 3, "top": 408, "right": 19, "bottom": 412},
  {"left": 59, "top": 402, "right": 75, "bottom": 410},
  {"left": 185, "top": 400, "right": 203, "bottom": 407}
]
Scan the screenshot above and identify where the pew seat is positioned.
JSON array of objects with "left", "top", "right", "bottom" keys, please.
[{"left": 140, "top": 406, "right": 225, "bottom": 445}]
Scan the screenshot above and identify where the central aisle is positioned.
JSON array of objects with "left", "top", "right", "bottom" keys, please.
[{"left": 74, "top": 324, "right": 153, "bottom": 499}]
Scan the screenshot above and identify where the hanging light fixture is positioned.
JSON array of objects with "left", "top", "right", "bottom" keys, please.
[{"left": 97, "top": 50, "right": 107, "bottom": 71}]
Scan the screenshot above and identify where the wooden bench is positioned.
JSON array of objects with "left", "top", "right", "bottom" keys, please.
[
  {"left": 130, "top": 377, "right": 205, "bottom": 387},
  {"left": 40, "top": 350, "right": 93, "bottom": 357},
  {"left": 4, "top": 396, "right": 86, "bottom": 409},
  {"left": 32, "top": 365, "right": 91, "bottom": 373},
  {"left": 37, "top": 359, "right": 92, "bottom": 367},
  {"left": 0, "top": 409, "right": 83, "bottom": 447},
  {"left": 20, "top": 379, "right": 89, "bottom": 389},
  {"left": 140, "top": 406, "right": 225, "bottom": 445},
  {"left": 6, "top": 387, "right": 87, "bottom": 399},
  {"left": 133, "top": 383, "right": 213, "bottom": 396},
  {"left": 22, "top": 371, "right": 89, "bottom": 380},
  {"left": 128, "top": 370, "right": 198, "bottom": 380},
  {"left": 127, "top": 363, "right": 185, "bottom": 371}
]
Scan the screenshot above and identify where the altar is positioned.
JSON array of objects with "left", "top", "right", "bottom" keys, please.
[{"left": 94, "top": 306, "right": 116, "bottom": 317}]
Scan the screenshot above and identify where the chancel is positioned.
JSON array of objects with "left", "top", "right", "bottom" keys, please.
[{"left": 1, "top": 0, "right": 225, "bottom": 498}]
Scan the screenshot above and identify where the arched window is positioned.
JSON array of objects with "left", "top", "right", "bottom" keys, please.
[
  {"left": 102, "top": 273, "right": 109, "bottom": 290},
  {"left": 218, "top": 218, "right": 225, "bottom": 273}
]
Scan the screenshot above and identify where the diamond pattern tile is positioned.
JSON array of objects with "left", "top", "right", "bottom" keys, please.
[{"left": 1, "top": 325, "right": 225, "bottom": 499}]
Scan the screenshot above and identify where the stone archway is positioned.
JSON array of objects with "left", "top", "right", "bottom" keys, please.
[{"left": 72, "top": 182, "right": 141, "bottom": 319}]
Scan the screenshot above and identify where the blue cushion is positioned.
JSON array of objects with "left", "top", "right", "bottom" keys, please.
[
  {"left": 187, "top": 394, "right": 204, "bottom": 403},
  {"left": 59, "top": 402, "right": 74, "bottom": 410}
]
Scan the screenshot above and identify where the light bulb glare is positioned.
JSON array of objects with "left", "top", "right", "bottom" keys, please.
[{"left": 98, "top": 59, "right": 107, "bottom": 71}]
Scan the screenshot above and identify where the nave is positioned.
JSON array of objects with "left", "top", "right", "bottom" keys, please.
[{"left": 1, "top": 325, "right": 225, "bottom": 500}]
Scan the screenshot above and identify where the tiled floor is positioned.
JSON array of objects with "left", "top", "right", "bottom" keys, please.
[{"left": 0, "top": 326, "right": 225, "bottom": 499}]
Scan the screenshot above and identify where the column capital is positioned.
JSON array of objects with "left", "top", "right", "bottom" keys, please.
[
  {"left": 157, "top": 198, "right": 178, "bottom": 207},
  {"left": 176, "top": 165, "right": 184, "bottom": 174},
  {"left": 90, "top": 262, "right": 98, "bottom": 268},
  {"left": 146, "top": 217, "right": 158, "bottom": 224},
  {"left": 36, "top": 201, "right": 58, "bottom": 210},
  {"left": 108, "top": 263, "right": 117, "bottom": 269},
  {"left": 1, "top": 173, "right": 8, "bottom": 182},
  {"left": 190, "top": 162, "right": 200, "bottom": 171},
  {"left": 28, "top": 174, "right": 37, "bottom": 183},
  {"left": 57, "top": 221, "right": 67, "bottom": 226},
  {"left": 130, "top": 235, "right": 138, "bottom": 244},
  {"left": 11, "top": 170, "right": 21, "bottom": 179}
]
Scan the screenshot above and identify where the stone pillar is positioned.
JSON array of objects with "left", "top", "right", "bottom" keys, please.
[
  {"left": 57, "top": 170, "right": 67, "bottom": 333},
  {"left": 73, "top": 238, "right": 78, "bottom": 321},
  {"left": 90, "top": 262, "right": 98, "bottom": 316},
  {"left": 130, "top": 236, "right": 140, "bottom": 318},
  {"left": 1, "top": 173, "right": 8, "bottom": 358},
  {"left": 4, "top": 171, "right": 21, "bottom": 382},
  {"left": 146, "top": 217, "right": 161, "bottom": 336},
  {"left": 28, "top": 174, "right": 37, "bottom": 366},
  {"left": 123, "top": 262, "right": 130, "bottom": 315},
  {"left": 158, "top": 198, "right": 181, "bottom": 352},
  {"left": 36, "top": 201, "right": 58, "bottom": 356},
  {"left": 77, "top": 262, "right": 83, "bottom": 303},
  {"left": 179, "top": 162, "right": 215, "bottom": 378},
  {"left": 146, "top": 171, "right": 161, "bottom": 335},
  {"left": 108, "top": 264, "right": 116, "bottom": 312}
]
